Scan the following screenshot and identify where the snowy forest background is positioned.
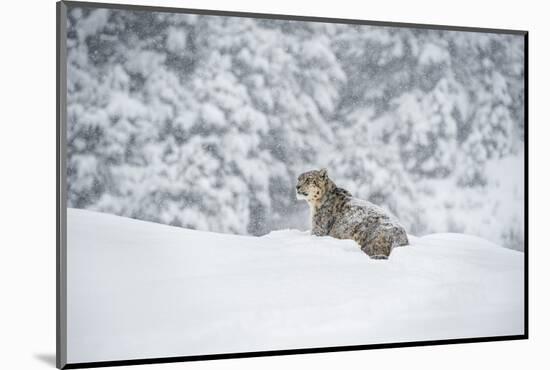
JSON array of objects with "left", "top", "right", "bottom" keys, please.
[{"left": 66, "top": 6, "right": 525, "bottom": 251}]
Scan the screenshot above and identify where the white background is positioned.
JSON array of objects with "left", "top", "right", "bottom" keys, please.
[{"left": 0, "top": 0, "right": 546, "bottom": 369}]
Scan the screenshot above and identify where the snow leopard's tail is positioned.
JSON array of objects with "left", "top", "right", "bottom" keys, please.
[{"left": 360, "top": 224, "right": 408, "bottom": 259}]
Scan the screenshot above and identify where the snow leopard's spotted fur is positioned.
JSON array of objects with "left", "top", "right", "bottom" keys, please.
[{"left": 296, "top": 169, "right": 409, "bottom": 259}]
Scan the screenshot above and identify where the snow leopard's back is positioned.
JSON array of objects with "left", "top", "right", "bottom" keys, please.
[{"left": 326, "top": 194, "right": 409, "bottom": 259}]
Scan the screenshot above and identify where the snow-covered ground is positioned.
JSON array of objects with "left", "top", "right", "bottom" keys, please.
[{"left": 67, "top": 208, "right": 524, "bottom": 364}]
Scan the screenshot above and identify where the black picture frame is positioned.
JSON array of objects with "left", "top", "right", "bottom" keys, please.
[{"left": 56, "top": 1, "right": 529, "bottom": 368}]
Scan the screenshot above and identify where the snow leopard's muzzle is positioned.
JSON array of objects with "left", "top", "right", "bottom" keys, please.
[{"left": 296, "top": 186, "right": 309, "bottom": 200}]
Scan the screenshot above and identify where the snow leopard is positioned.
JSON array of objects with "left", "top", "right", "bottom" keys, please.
[{"left": 296, "top": 168, "right": 409, "bottom": 259}]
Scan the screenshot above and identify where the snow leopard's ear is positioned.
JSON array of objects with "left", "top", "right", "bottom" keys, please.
[{"left": 319, "top": 168, "right": 328, "bottom": 178}]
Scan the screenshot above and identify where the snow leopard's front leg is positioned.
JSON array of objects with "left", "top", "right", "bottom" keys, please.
[
  {"left": 311, "top": 220, "right": 325, "bottom": 236},
  {"left": 311, "top": 209, "right": 332, "bottom": 237}
]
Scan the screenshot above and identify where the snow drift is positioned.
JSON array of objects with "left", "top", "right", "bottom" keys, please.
[{"left": 67, "top": 208, "right": 524, "bottom": 363}]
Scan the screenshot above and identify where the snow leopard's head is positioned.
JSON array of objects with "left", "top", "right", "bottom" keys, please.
[{"left": 296, "top": 168, "right": 330, "bottom": 203}]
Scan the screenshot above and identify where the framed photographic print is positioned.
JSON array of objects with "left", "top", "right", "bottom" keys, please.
[{"left": 57, "top": 1, "right": 528, "bottom": 368}]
